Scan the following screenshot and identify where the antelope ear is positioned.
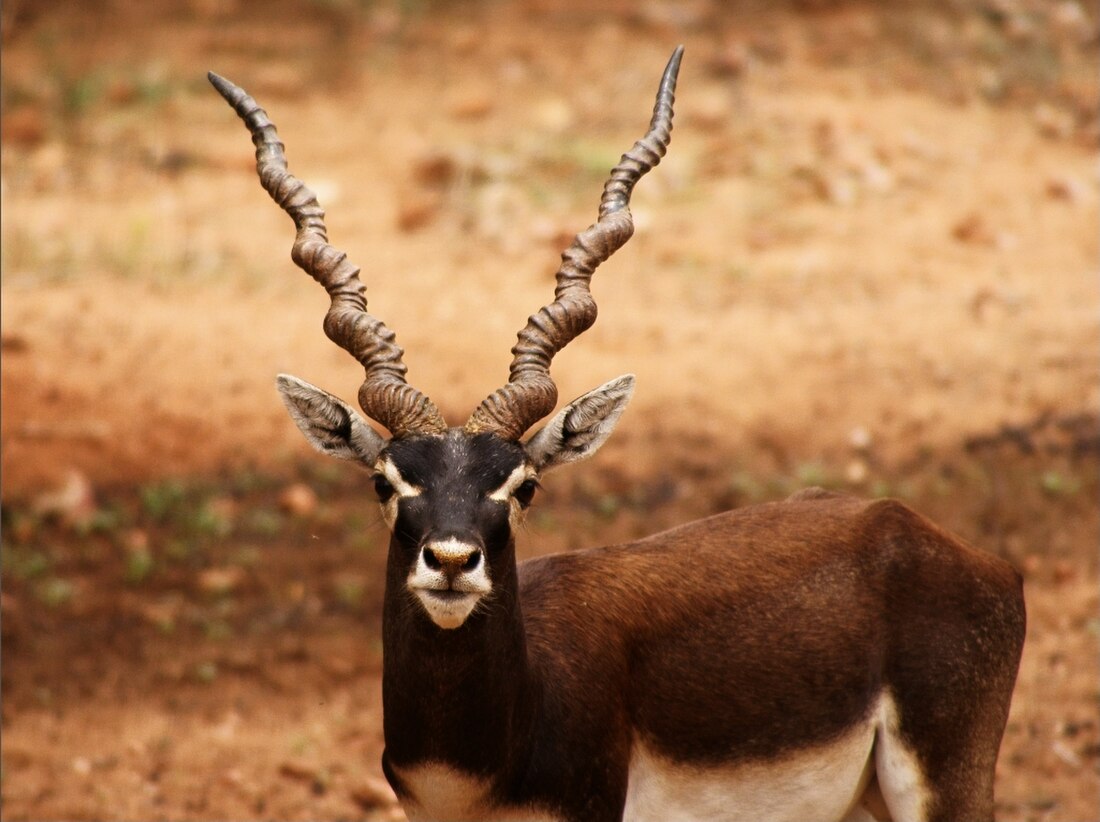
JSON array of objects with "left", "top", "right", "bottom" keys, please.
[
  {"left": 524, "top": 375, "right": 635, "bottom": 472},
  {"left": 276, "top": 374, "right": 385, "bottom": 466}
]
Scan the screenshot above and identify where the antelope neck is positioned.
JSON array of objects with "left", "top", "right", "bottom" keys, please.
[{"left": 381, "top": 541, "right": 538, "bottom": 783}]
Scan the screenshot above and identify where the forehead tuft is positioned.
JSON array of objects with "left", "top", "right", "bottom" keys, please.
[{"left": 382, "top": 430, "right": 528, "bottom": 491}]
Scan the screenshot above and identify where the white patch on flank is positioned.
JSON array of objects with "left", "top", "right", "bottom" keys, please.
[
  {"left": 394, "top": 762, "right": 560, "bottom": 822},
  {"left": 873, "top": 694, "right": 931, "bottom": 821},
  {"left": 407, "top": 538, "right": 492, "bottom": 629},
  {"left": 623, "top": 692, "right": 932, "bottom": 822},
  {"left": 623, "top": 717, "right": 876, "bottom": 822}
]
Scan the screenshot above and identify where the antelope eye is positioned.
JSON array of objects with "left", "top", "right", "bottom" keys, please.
[
  {"left": 373, "top": 474, "right": 395, "bottom": 503},
  {"left": 514, "top": 479, "right": 539, "bottom": 509}
]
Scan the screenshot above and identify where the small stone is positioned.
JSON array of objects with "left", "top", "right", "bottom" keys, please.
[
  {"left": 395, "top": 193, "right": 443, "bottom": 233},
  {"left": 795, "top": 164, "right": 857, "bottom": 206},
  {"left": 221, "top": 767, "right": 246, "bottom": 788},
  {"left": 106, "top": 78, "right": 139, "bottom": 105},
  {"left": 412, "top": 154, "right": 458, "bottom": 189},
  {"left": 448, "top": 89, "right": 493, "bottom": 120},
  {"left": 951, "top": 213, "right": 996, "bottom": 246},
  {"left": 208, "top": 496, "right": 239, "bottom": 526},
  {"left": 1021, "top": 554, "right": 1042, "bottom": 577},
  {"left": 1045, "top": 176, "right": 1087, "bottom": 203},
  {"left": 0, "top": 333, "right": 29, "bottom": 353},
  {"left": 213, "top": 711, "right": 242, "bottom": 742},
  {"left": 1050, "top": 739, "right": 1082, "bottom": 768},
  {"left": 858, "top": 160, "right": 895, "bottom": 194},
  {"left": 308, "top": 178, "right": 341, "bottom": 208},
  {"left": 1034, "top": 104, "right": 1075, "bottom": 140},
  {"left": 898, "top": 130, "right": 937, "bottom": 161},
  {"left": 32, "top": 470, "right": 97, "bottom": 528},
  {"left": 1052, "top": 559, "right": 1077, "bottom": 584},
  {"left": 197, "top": 566, "right": 245, "bottom": 597},
  {"left": 279, "top": 483, "right": 319, "bottom": 517},
  {"left": 815, "top": 173, "right": 857, "bottom": 206},
  {"left": 2, "top": 107, "right": 47, "bottom": 147},
  {"left": 845, "top": 459, "right": 869, "bottom": 485},
  {"left": 124, "top": 528, "right": 151, "bottom": 553},
  {"left": 278, "top": 760, "right": 319, "bottom": 782},
  {"left": 0, "top": 592, "right": 20, "bottom": 619},
  {"left": 139, "top": 599, "right": 180, "bottom": 632},
  {"left": 848, "top": 426, "right": 873, "bottom": 451},
  {"left": 1050, "top": 1, "right": 1090, "bottom": 38},
  {"left": 977, "top": 67, "right": 1006, "bottom": 101}
]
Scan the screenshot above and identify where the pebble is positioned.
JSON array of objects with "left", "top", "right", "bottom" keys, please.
[
  {"left": 848, "top": 426, "right": 873, "bottom": 451},
  {"left": 31, "top": 469, "right": 97, "bottom": 528},
  {"left": 845, "top": 459, "right": 869, "bottom": 485},
  {"left": 197, "top": 566, "right": 245, "bottom": 596},
  {"left": 1034, "top": 104, "right": 1075, "bottom": 140},
  {"left": 395, "top": 193, "right": 443, "bottom": 233},
  {"left": 1045, "top": 176, "right": 1087, "bottom": 203},
  {"left": 448, "top": 90, "right": 494, "bottom": 120},
  {"left": 2, "top": 107, "right": 47, "bottom": 147},
  {"left": 279, "top": 483, "right": 319, "bottom": 517},
  {"left": 278, "top": 760, "right": 319, "bottom": 782},
  {"left": 412, "top": 153, "right": 458, "bottom": 189},
  {"left": 951, "top": 213, "right": 997, "bottom": 246}
]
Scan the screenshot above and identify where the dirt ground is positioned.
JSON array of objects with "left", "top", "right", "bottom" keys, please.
[{"left": 2, "top": 0, "right": 1098, "bottom": 819}]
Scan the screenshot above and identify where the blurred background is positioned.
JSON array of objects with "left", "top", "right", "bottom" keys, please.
[{"left": 1, "top": 0, "right": 1097, "bottom": 819}]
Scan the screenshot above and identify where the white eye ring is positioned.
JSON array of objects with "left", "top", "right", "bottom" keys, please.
[{"left": 513, "top": 479, "right": 540, "bottom": 508}]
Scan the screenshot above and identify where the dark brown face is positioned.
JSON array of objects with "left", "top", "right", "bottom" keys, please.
[
  {"left": 373, "top": 430, "right": 538, "bottom": 629},
  {"left": 275, "top": 372, "right": 636, "bottom": 628}
]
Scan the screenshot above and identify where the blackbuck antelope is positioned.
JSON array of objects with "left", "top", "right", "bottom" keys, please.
[{"left": 210, "top": 47, "right": 1025, "bottom": 822}]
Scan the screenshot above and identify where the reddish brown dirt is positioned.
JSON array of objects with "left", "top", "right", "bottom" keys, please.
[{"left": 2, "top": 1, "right": 1098, "bottom": 820}]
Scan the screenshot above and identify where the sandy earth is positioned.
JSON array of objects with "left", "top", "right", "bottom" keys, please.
[{"left": 2, "top": 1, "right": 1098, "bottom": 820}]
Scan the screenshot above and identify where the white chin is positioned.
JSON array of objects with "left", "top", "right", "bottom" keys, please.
[{"left": 414, "top": 590, "right": 481, "bottom": 629}]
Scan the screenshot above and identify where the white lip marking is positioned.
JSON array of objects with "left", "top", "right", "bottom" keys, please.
[
  {"left": 489, "top": 464, "right": 535, "bottom": 503},
  {"left": 408, "top": 538, "right": 492, "bottom": 629}
]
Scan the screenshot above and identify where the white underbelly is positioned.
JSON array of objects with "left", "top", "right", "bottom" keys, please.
[
  {"left": 623, "top": 720, "right": 876, "bottom": 822},
  {"left": 392, "top": 695, "right": 929, "bottom": 822}
]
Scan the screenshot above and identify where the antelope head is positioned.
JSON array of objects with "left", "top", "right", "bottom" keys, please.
[{"left": 209, "top": 47, "right": 681, "bottom": 630}]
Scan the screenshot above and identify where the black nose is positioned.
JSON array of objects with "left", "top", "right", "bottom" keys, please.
[{"left": 422, "top": 541, "right": 482, "bottom": 578}]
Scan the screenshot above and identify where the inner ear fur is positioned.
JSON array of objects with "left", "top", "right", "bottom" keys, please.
[
  {"left": 524, "top": 375, "right": 635, "bottom": 472},
  {"left": 276, "top": 373, "right": 385, "bottom": 466}
]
